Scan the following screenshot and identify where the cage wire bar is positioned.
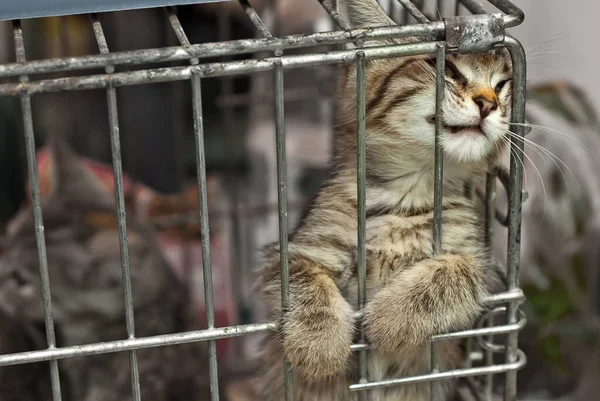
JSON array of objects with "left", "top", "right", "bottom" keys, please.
[
  {"left": 431, "top": 41, "right": 445, "bottom": 401},
  {"left": 356, "top": 50, "right": 368, "bottom": 401},
  {"left": 90, "top": 14, "right": 143, "bottom": 401},
  {"left": 0, "top": 0, "right": 528, "bottom": 400},
  {"left": 11, "top": 19, "right": 64, "bottom": 401},
  {"left": 165, "top": 8, "right": 221, "bottom": 401}
]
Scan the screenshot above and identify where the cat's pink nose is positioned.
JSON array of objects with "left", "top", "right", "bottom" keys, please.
[{"left": 472, "top": 95, "right": 498, "bottom": 119}]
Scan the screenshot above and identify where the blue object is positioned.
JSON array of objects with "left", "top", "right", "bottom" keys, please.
[{"left": 0, "top": 0, "right": 229, "bottom": 21}]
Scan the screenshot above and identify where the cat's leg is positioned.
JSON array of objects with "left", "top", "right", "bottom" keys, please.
[
  {"left": 263, "top": 257, "right": 356, "bottom": 382},
  {"left": 364, "top": 252, "right": 487, "bottom": 355}
]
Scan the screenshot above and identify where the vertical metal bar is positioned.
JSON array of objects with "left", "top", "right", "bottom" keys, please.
[
  {"left": 430, "top": 42, "right": 445, "bottom": 401},
  {"left": 107, "top": 85, "right": 142, "bottom": 401},
  {"left": 236, "top": 0, "right": 281, "bottom": 362},
  {"left": 503, "top": 36, "right": 527, "bottom": 401},
  {"left": 318, "top": 0, "right": 352, "bottom": 31},
  {"left": 239, "top": 0, "right": 273, "bottom": 38},
  {"left": 90, "top": 14, "right": 141, "bottom": 401},
  {"left": 483, "top": 171, "right": 496, "bottom": 248},
  {"left": 12, "top": 20, "right": 63, "bottom": 401},
  {"left": 273, "top": 59, "right": 293, "bottom": 401},
  {"left": 455, "top": 0, "right": 461, "bottom": 16},
  {"left": 191, "top": 71, "right": 221, "bottom": 401},
  {"left": 397, "top": 0, "right": 430, "bottom": 23},
  {"left": 164, "top": 13, "right": 222, "bottom": 382},
  {"left": 432, "top": 43, "right": 445, "bottom": 255},
  {"left": 483, "top": 166, "right": 497, "bottom": 400},
  {"left": 356, "top": 50, "right": 368, "bottom": 401},
  {"left": 237, "top": 2, "right": 292, "bottom": 396},
  {"left": 163, "top": 14, "right": 220, "bottom": 396}
]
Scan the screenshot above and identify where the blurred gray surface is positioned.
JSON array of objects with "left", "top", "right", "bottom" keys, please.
[
  {"left": 501, "top": 0, "right": 600, "bottom": 107},
  {"left": 0, "top": 0, "right": 229, "bottom": 21}
]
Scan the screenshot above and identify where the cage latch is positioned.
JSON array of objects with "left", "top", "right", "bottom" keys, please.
[{"left": 444, "top": 14, "right": 505, "bottom": 52}]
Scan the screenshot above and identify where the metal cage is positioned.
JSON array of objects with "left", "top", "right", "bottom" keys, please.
[{"left": 0, "top": 0, "right": 527, "bottom": 401}]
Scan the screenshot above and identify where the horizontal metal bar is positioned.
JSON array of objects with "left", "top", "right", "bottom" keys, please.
[
  {"left": 0, "top": 31, "right": 528, "bottom": 96},
  {"left": 0, "top": 323, "right": 276, "bottom": 367},
  {"left": 0, "top": 0, "right": 525, "bottom": 80},
  {"left": 349, "top": 350, "right": 526, "bottom": 391},
  {"left": 485, "top": 289, "right": 525, "bottom": 305},
  {"left": 0, "top": 41, "right": 445, "bottom": 95},
  {"left": 433, "top": 319, "right": 525, "bottom": 342},
  {"left": 350, "top": 316, "right": 526, "bottom": 352},
  {"left": 0, "top": 290, "right": 524, "bottom": 366},
  {"left": 351, "top": 289, "right": 524, "bottom": 321},
  {"left": 0, "top": 23, "right": 444, "bottom": 79}
]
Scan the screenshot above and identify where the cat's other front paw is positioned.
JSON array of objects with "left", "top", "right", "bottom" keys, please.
[
  {"left": 282, "top": 300, "right": 355, "bottom": 382},
  {"left": 364, "top": 289, "right": 429, "bottom": 355}
]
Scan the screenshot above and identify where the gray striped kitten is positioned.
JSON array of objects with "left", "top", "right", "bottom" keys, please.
[
  {"left": 0, "top": 134, "right": 224, "bottom": 401},
  {"left": 255, "top": 0, "right": 512, "bottom": 400}
]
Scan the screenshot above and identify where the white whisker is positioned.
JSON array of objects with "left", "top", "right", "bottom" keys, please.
[
  {"left": 502, "top": 129, "right": 582, "bottom": 197},
  {"left": 499, "top": 133, "right": 547, "bottom": 225},
  {"left": 525, "top": 32, "right": 567, "bottom": 53},
  {"left": 511, "top": 122, "right": 600, "bottom": 165},
  {"left": 498, "top": 134, "right": 529, "bottom": 189}
]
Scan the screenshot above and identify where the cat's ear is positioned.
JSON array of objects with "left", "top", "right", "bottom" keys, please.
[
  {"left": 338, "top": 0, "right": 396, "bottom": 30},
  {"left": 47, "top": 132, "right": 113, "bottom": 207}
]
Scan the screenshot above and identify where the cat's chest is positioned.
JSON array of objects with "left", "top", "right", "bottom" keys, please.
[{"left": 362, "top": 213, "right": 479, "bottom": 282}]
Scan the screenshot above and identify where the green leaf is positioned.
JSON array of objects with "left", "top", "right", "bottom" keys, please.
[
  {"left": 523, "top": 278, "right": 574, "bottom": 324},
  {"left": 539, "top": 335, "right": 567, "bottom": 371}
]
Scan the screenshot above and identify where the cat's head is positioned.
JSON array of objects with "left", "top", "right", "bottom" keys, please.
[
  {"left": 337, "top": 0, "right": 513, "bottom": 181},
  {"left": 0, "top": 134, "right": 175, "bottom": 341}
]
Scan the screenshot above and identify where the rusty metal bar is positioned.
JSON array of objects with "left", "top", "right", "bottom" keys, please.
[
  {"left": 12, "top": 19, "right": 63, "bottom": 401},
  {"left": 90, "top": 14, "right": 142, "bottom": 401},
  {"left": 165, "top": 9, "right": 221, "bottom": 400}
]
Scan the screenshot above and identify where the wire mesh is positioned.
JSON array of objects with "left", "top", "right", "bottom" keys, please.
[{"left": 0, "top": 1, "right": 527, "bottom": 400}]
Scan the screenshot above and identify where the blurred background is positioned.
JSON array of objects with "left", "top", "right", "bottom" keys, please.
[{"left": 0, "top": 1, "right": 598, "bottom": 401}]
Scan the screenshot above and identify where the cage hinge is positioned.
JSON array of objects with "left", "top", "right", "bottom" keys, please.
[{"left": 444, "top": 14, "right": 505, "bottom": 52}]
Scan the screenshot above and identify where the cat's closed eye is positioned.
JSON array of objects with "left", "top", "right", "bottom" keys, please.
[
  {"left": 494, "top": 79, "right": 512, "bottom": 93},
  {"left": 445, "top": 63, "right": 459, "bottom": 80},
  {"left": 425, "top": 58, "right": 464, "bottom": 82}
]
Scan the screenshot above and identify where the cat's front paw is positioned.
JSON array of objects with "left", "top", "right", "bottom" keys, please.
[
  {"left": 282, "top": 301, "right": 355, "bottom": 382},
  {"left": 364, "top": 288, "right": 429, "bottom": 355}
]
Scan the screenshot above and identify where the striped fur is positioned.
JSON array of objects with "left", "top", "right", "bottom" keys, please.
[
  {"left": 256, "top": 0, "right": 512, "bottom": 400},
  {"left": 0, "top": 133, "right": 224, "bottom": 401}
]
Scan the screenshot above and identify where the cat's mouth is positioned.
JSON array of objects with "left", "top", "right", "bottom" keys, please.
[
  {"left": 446, "top": 124, "right": 484, "bottom": 135},
  {"left": 427, "top": 116, "right": 484, "bottom": 136}
]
